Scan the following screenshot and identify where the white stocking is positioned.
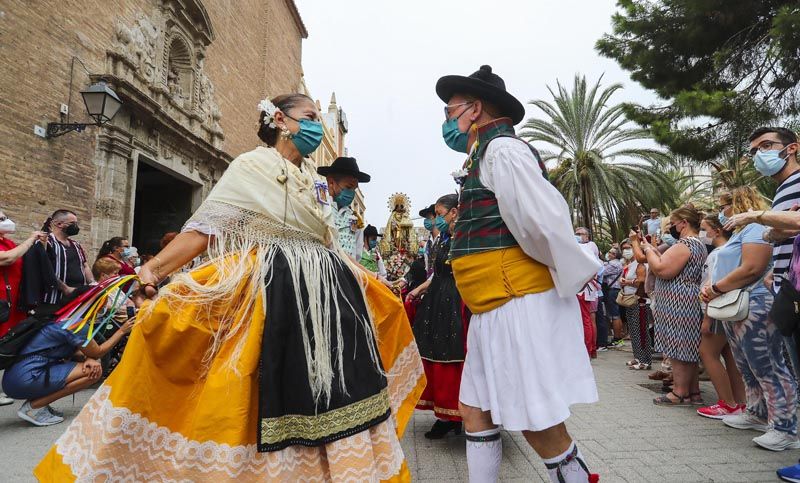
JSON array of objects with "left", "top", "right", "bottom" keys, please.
[
  {"left": 543, "top": 441, "right": 592, "bottom": 483},
  {"left": 465, "top": 428, "right": 502, "bottom": 483}
]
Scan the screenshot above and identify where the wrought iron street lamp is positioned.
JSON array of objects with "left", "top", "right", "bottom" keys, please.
[{"left": 46, "top": 81, "right": 122, "bottom": 138}]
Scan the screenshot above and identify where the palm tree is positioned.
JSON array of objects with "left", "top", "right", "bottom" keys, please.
[
  {"left": 521, "top": 75, "right": 680, "bottom": 242},
  {"left": 664, "top": 168, "right": 713, "bottom": 208}
]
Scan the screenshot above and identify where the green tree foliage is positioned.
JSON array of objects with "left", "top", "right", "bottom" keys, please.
[
  {"left": 521, "top": 75, "right": 680, "bottom": 243},
  {"left": 596, "top": 1, "right": 800, "bottom": 165}
]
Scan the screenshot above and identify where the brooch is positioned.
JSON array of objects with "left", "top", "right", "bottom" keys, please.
[{"left": 314, "top": 181, "right": 330, "bottom": 205}]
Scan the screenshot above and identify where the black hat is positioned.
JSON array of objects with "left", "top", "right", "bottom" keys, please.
[
  {"left": 363, "top": 224, "right": 382, "bottom": 238},
  {"left": 317, "top": 157, "right": 371, "bottom": 183},
  {"left": 418, "top": 204, "right": 435, "bottom": 218},
  {"left": 436, "top": 65, "right": 525, "bottom": 125}
]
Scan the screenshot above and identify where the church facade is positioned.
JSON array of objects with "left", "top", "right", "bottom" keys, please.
[{"left": 0, "top": 0, "right": 342, "bottom": 256}]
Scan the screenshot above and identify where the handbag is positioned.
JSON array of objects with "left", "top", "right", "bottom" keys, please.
[
  {"left": 707, "top": 289, "right": 750, "bottom": 322},
  {"left": 0, "top": 269, "right": 11, "bottom": 324},
  {"left": 616, "top": 290, "right": 638, "bottom": 308},
  {"left": 771, "top": 271, "right": 800, "bottom": 337},
  {"left": 707, "top": 273, "right": 767, "bottom": 322}
]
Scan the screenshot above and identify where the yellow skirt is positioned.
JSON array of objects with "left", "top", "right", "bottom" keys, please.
[{"left": 34, "top": 254, "right": 425, "bottom": 482}]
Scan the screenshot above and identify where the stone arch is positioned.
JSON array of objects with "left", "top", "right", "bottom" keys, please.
[{"left": 165, "top": 33, "right": 194, "bottom": 108}]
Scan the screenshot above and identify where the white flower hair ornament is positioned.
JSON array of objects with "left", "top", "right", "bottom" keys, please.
[{"left": 257, "top": 98, "right": 279, "bottom": 128}]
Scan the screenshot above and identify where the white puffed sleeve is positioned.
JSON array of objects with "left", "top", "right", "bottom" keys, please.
[{"left": 479, "top": 138, "right": 601, "bottom": 298}]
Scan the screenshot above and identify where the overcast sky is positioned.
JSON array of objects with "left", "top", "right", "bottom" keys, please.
[{"left": 297, "top": 0, "right": 660, "bottom": 227}]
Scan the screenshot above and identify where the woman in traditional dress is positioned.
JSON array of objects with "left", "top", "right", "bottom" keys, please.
[
  {"left": 34, "top": 93, "right": 425, "bottom": 482},
  {"left": 406, "top": 194, "right": 468, "bottom": 438}
]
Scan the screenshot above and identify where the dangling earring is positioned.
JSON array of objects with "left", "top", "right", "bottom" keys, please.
[{"left": 280, "top": 125, "right": 292, "bottom": 139}]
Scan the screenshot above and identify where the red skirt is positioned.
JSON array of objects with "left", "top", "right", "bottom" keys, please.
[{"left": 416, "top": 359, "right": 463, "bottom": 421}]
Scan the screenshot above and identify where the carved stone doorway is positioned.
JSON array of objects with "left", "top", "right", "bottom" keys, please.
[{"left": 132, "top": 156, "right": 197, "bottom": 255}]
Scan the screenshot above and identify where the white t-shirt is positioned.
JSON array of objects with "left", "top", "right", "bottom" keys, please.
[{"left": 644, "top": 218, "right": 661, "bottom": 235}]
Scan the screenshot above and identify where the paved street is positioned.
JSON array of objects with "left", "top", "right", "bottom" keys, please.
[{"left": 1, "top": 346, "right": 796, "bottom": 482}]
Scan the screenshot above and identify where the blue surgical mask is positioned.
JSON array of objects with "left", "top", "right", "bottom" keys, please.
[
  {"left": 122, "top": 247, "right": 132, "bottom": 258},
  {"left": 575, "top": 235, "right": 582, "bottom": 243},
  {"left": 661, "top": 233, "right": 677, "bottom": 246},
  {"left": 441, "top": 104, "right": 474, "bottom": 153},
  {"left": 442, "top": 117, "right": 469, "bottom": 153},
  {"left": 334, "top": 188, "right": 355, "bottom": 209},
  {"left": 753, "top": 149, "right": 788, "bottom": 177},
  {"left": 423, "top": 218, "right": 433, "bottom": 232},
  {"left": 368, "top": 239, "right": 378, "bottom": 250},
  {"left": 288, "top": 117, "right": 324, "bottom": 156},
  {"left": 718, "top": 211, "right": 729, "bottom": 226},
  {"left": 435, "top": 215, "right": 450, "bottom": 234}
]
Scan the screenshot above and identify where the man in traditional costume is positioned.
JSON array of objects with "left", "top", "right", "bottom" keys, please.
[
  {"left": 436, "top": 65, "right": 601, "bottom": 483},
  {"left": 318, "top": 156, "right": 370, "bottom": 262},
  {"left": 34, "top": 94, "right": 425, "bottom": 482},
  {"left": 419, "top": 203, "right": 439, "bottom": 276},
  {"left": 360, "top": 224, "right": 388, "bottom": 277}
]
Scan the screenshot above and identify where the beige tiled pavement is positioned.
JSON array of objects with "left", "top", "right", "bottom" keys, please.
[
  {"left": 405, "top": 345, "right": 798, "bottom": 482},
  {"left": 1, "top": 345, "right": 797, "bottom": 482}
]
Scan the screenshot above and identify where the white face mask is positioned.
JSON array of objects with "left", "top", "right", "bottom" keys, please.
[
  {"left": 0, "top": 218, "right": 16, "bottom": 234},
  {"left": 622, "top": 249, "right": 634, "bottom": 260}
]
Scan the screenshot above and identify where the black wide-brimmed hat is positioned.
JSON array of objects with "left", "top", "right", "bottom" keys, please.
[
  {"left": 363, "top": 224, "right": 382, "bottom": 238},
  {"left": 317, "top": 156, "right": 371, "bottom": 183},
  {"left": 418, "top": 204, "right": 435, "bottom": 218},
  {"left": 436, "top": 65, "right": 525, "bottom": 125}
]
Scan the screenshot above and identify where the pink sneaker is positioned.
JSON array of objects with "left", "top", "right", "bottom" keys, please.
[{"left": 697, "top": 400, "right": 743, "bottom": 420}]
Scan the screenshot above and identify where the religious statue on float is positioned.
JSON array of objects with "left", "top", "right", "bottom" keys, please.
[{"left": 380, "top": 193, "right": 417, "bottom": 281}]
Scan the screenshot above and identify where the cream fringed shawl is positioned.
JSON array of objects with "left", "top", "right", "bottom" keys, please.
[{"left": 145, "top": 146, "right": 381, "bottom": 406}]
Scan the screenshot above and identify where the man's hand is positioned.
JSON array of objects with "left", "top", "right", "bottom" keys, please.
[{"left": 723, "top": 211, "right": 757, "bottom": 232}]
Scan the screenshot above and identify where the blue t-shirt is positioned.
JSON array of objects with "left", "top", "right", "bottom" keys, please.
[{"left": 713, "top": 223, "right": 771, "bottom": 296}]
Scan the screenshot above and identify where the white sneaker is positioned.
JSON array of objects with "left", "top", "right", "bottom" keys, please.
[
  {"left": 17, "top": 400, "right": 64, "bottom": 427},
  {"left": 753, "top": 429, "right": 800, "bottom": 451},
  {"left": 0, "top": 393, "right": 13, "bottom": 406},
  {"left": 46, "top": 405, "right": 63, "bottom": 418},
  {"left": 723, "top": 412, "right": 769, "bottom": 432}
]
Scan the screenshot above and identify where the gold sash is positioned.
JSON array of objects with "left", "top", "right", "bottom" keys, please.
[{"left": 452, "top": 247, "right": 554, "bottom": 314}]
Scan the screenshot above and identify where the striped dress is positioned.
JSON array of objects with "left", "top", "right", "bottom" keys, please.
[
  {"left": 772, "top": 170, "right": 800, "bottom": 292},
  {"left": 652, "top": 237, "right": 706, "bottom": 362}
]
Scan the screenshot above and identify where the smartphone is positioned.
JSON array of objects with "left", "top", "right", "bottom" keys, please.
[
  {"left": 126, "top": 306, "right": 135, "bottom": 319},
  {"left": 630, "top": 225, "right": 640, "bottom": 232}
]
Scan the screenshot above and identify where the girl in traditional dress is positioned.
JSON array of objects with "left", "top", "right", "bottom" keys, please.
[
  {"left": 34, "top": 94, "right": 425, "bottom": 482},
  {"left": 407, "top": 194, "right": 468, "bottom": 438}
]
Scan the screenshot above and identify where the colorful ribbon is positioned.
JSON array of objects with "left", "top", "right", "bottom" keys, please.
[{"left": 56, "top": 275, "right": 140, "bottom": 346}]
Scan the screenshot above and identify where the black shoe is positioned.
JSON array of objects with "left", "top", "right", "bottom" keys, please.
[{"left": 424, "top": 420, "right": 462, "bottom": 439}]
